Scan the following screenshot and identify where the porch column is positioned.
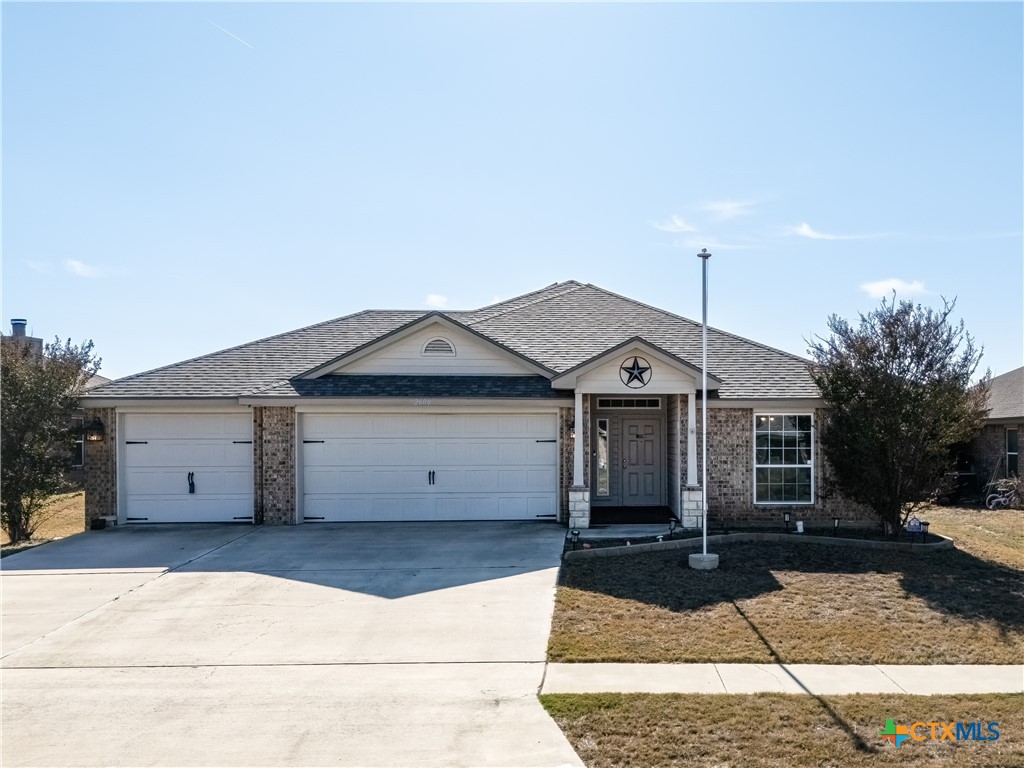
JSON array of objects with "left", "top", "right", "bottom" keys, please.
[
  {"left": 569, "top": 388, "right": 590, "bottom": 528},
  {"left": 686, "top": 391, "right": 698, "bottom": 486},
  {"left": 573, "top": 389, "right": 584, "bottom": 485}
]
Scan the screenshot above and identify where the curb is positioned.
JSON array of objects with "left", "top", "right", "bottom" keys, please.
[{"left": 562, "top": 531, "right": 954, "bottom": 560}]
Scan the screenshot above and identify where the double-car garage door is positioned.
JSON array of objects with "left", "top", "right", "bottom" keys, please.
[
  {"left": 121, "top": 411, "right": 558, "bottom": 523},
  {"left": 301, "top": 412, "right": 558, "bottom": 521}
]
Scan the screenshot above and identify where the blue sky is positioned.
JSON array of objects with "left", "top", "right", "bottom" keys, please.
[{"left": 4, "top": 3, "right": 1021, "bottom": 380}]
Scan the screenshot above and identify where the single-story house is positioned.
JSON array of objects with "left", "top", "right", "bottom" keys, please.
[
  {"left": 970, "top": 366, "right": 1022, "bottom": 483},
  {"left": 82, "top": 281, "right": 871, "bottom": 530}
]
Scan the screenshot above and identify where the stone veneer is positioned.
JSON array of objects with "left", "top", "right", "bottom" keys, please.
[
  {"left": 253, "top": 406, "right": 297, "bottom": 525},
  {"left": 83, "top": 407, "right": 117, "bottom": 527}
]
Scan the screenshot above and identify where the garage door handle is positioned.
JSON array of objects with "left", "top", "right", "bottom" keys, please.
[
  {"left": 188, "top": 472, "right": 195, "bottom": 494},
  {"left": 125, "top": 441, "right": 148, "bottom": 445},
  {"left": 303, "top": 440, "right": 325, "bottom": 444},
  {"left": 535, "top": 439, "right": 556, "bottom": 443}
]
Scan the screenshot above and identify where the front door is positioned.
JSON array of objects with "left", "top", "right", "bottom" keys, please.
[{"left": 622, "top": 418, "right": 661, "bottom": 506}]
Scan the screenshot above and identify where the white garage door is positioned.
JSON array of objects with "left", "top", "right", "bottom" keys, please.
[
  {"left": 123, "top": 413, "right": 254, "bottom": 523},
  {"left": 302, "top": 412, "right": 558, "bottom": 522}
]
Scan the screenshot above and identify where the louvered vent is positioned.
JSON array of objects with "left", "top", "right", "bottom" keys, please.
[{"left": 422, "top": 337, "right": 456, "bottom": 356}]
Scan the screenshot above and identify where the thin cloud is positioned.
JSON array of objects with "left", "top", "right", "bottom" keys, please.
[
  {"left": 65, "top": 259, "right": 98, "bottom": 278},
  {"left": 860, "top": 278, "right": 927, "bottom": 299},
  {"left": 701, "top": 201, "right": 754, "bottom": 221},
  {"left": 789, "top": 222, "right": 854, "bottom": 241},
  {"left": 654, "top": 215, "right": 697, "bottom": 233},
  {"left": 425, "top": 294, "right": 448, "bottom": 308},
  {"left": 27, "top": 260, "right": 52, "bottom": 273},
  {"left": 207, "top": 19, "right": 254, "bottom": 49}
]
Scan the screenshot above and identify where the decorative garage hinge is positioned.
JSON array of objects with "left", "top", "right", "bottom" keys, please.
[
  {"left": 303, "top": 439, "right": 325, "bottom": 444},
  {"left": 125, "top": 441, "right": 148, "bottom": 445}
]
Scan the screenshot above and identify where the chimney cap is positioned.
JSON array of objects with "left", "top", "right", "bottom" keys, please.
[{"left": 10, "top": 319, "right": 27, "bottom": 336}]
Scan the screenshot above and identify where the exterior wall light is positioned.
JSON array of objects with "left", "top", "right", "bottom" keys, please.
[{"left": 84, "top": 417, "right": 106, "bottom": 442}]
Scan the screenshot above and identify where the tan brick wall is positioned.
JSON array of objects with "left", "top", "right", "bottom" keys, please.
[
  {"left": 83, "top": 407, "right": 117, "bottom": 526},
  {"left": 253, "top": 406, "right": 297, "bottom": 525},
  {"left": 559, "top": 406, "right": 574, "bottom": 523},
  {"left": 971, "top": 423, "right": 1022, "bottom": 481},
  {"left": 688, "top": 406, "right": 874, "bottom": 528}
]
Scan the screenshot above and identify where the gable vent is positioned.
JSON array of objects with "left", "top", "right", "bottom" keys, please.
[{"left": 422, "top": 337, "right": 456, "bottom": 356}]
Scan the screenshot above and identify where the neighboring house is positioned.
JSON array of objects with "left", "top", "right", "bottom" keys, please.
[
  {"left": 82, "top": 281, "right": 872, "bottom": 530},
  {"left": 971, "top": 366, "right": 1023, "bottom": 483},
  {"left": 4, "top": 318, "right": 112, "bottom": 484}
]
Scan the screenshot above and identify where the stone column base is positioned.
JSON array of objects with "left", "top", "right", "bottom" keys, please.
[
  {"left": 568, "top": 486, "right": 591, "bottom": 529},
  {"left": 681, "top": 486, "right": 705, "bottom": 529}
]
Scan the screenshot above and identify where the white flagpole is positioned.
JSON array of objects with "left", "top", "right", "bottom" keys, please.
[{"left": 699, "top": 248, "right": 710, "bottom": 557}]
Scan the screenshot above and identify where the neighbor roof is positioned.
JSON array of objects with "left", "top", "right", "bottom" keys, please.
[
  {"left": 84, "top": 281, "right": 819, "bottom": 400},
  {"left": 985, "top": 366, "right": 1024, "bottom": 421}
]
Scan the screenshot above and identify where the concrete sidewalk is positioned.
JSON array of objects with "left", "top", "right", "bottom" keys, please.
[{"left": 541, "top": 663, "right": 1024, "bottom": 696}]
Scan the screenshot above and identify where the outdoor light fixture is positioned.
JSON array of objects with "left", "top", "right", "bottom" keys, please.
[
  {"left": 669, "top": 518, "right": 677, "bottom": 540},
  {"left": 833, "top": 516, "right": 840, "bottom": 537},
  {"left": 921, "top": 521, "right": 930, "bottom": 543},
  {"left": 84, "top": 417, "right": 105, "bottom": 442},
  {"left": 570, "top": 529, "right": 580, "bottom": 550},
  {"left": 783, "top": 511, "right": 791, "bottom": 533}
]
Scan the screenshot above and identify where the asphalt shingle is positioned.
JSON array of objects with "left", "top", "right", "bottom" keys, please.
[{"left": 85, "top": 281, "right": 819, "bottom": 401}]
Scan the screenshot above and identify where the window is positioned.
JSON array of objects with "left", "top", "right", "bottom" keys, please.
[
  {"left": 596, "top": 398, "right": 661, "bottom": 409},
  {"left": 70, "top": 416, "right": 84, "bottom": 468},
  {"left": 421, "top": 338, "right": 456, "bottom": 356},
  {"left": 754, "top": 414, "right": 813, "bottom": 504},
  {"left": 1008, "top": 428, "right": 1019, "bottom": 477},
  {"left": 596, "top": 418, "right": 610, "bottom": 496}
]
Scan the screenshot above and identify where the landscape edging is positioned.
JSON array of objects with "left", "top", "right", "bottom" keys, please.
[{"left": 562, "top": 531, "right": 955, "bottom": 560}]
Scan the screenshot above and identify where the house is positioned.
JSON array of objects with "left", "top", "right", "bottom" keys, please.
[
  {"left": 4, "top": 319, "right": 111, "bottom": 483},
  {"left": 971, "top": 366, "right": 1023, "bottom": 483},
  {"left": 81, "top": 281, "right": 871, "bottom": 530}
]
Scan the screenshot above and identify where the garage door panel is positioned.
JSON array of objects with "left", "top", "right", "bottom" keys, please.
[
  {"left": 125, "top": 442, "right": 251, "bottom": 469},
  {"left": 126, "top": 468, "right": 252, "bottom": 496},
  {"left": 300, "top": 412, "right": 557, "bottom": 522},
  {"left": 123, "top": 414, "right": 253, "bottom": 524}
]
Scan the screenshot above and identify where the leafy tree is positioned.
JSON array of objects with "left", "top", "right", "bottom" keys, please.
[
  {"left": 809, "top": 297, "right": 988, "bottom": 536},
  {"left": 1, "top": 336, "right": 101, "bottom": 543}
]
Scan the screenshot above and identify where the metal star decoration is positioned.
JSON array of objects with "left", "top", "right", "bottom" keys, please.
[{"left": 620, "top": 356, "right": 651, "bottom": 388}]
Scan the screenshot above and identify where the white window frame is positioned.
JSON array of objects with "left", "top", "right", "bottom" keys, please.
[
  {"left": 596, "top": 397, "right": 662, "bottom": 409},
  {"left": 1007, "top": 428, "right": 1019, "bottom": 477},
  {"left": 70, "top": 416, "right": 85, "bottom": 468},
  {"left": 752, "top": 412, "right": 815, "bottom": 506}
]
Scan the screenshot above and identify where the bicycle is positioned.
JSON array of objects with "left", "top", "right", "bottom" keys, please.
[{"left": 986, "top": 485, "right": 1021, "bottom": 510}]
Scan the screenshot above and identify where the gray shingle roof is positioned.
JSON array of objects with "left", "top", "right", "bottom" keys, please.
[
  {"left": 254, "top": 375, "right": 571, "bottom": 400},
  {"left": 85, "top": 281, "right": 818, "bottom": 401},
  {"left": 986, "top": 366, "right": 1024, "bottom": 420}
]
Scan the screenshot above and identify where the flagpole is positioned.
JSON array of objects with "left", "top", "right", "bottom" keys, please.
[{"left": 690, "top": 248, "right": 719, "bottom": 570}]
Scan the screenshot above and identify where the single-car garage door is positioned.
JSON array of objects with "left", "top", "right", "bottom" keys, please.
[
  {"left": 301, "top": 412, "right": 558, "bottom": 522},
  {"left": 123, "top": 413, "right": 254, "bottom": 523}
]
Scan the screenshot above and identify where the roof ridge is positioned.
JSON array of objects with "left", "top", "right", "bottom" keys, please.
[
  {"left": 86, "top": 309, "right": 384, "bottom": 390},
  {"left": 581, "top": 282, "right": 813, "bottom": 365},
  {"left": 465, "top": 281, "right": 588, "bottom": 325}
]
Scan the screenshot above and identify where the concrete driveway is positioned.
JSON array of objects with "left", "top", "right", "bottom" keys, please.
[{"left": 2, "top": 522, "right": 582, "bottom": 768}]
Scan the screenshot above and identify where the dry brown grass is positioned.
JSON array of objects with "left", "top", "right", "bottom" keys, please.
[
  {"left": 1, "top": 490, "right": 85, "bottom": 555},
  {"left": 542, "top": 693, "right": 1024, "bottom": 768},
  {"left": 549, "top": 507, "right": 1024, "bottom": 664}
]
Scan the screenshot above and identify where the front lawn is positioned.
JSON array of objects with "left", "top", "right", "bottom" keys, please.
[
  {"left": 548, "top": 506, "right": 1023, "bottom": 664},
  {"left": 541, "top": 693, "right": 1024, "bottom": 768},
  {"left": 1, "top": 490, "right": 85, "bottom": 556}
]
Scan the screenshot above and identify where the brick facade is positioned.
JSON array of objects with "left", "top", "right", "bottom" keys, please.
[
  {"left": 83, "top": 407, "right": 117, "bottom": 527},
  {"left": 688, "top": 406, "right": 874, "bottom": 528},
  {"left": 253, "top": 406, "right": 297, "bottom": 525},
  {"left": 971, "top": 423, "right": 1022, "bottom": 482}
]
